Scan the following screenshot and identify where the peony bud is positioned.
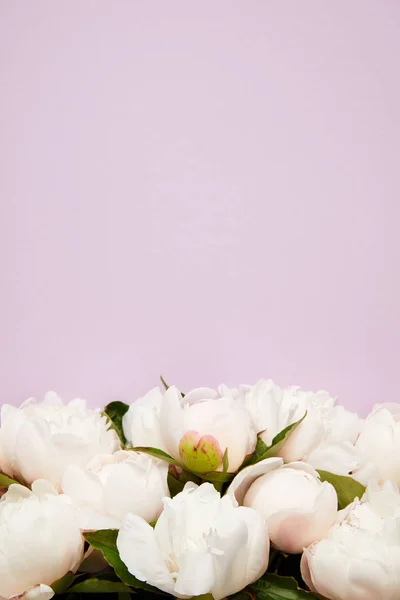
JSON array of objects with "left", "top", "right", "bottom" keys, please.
[
  {"left": 178, "top": 431, "right": 223, "bottom": 473},
  {"left": 229, "top": 458, "right": 338, "bottom": 554}
]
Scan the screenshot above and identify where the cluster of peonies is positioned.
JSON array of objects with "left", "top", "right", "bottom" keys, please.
[{"left": 0, "top": 381, "right": 399, "bottom": 600}]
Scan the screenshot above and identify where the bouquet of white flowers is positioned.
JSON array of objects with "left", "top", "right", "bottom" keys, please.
[{"left": 0, "top": 379, "right": 399, "bottom": 600}]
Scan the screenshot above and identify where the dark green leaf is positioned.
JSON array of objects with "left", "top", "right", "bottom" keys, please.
[
  {"left": 241, "top": 414, "right": 307, "bottom": 469},
  {"left": 160, "top": 376, "right": 169, "bottom": 391},
  {"left": 260, "top": 414, "right": 306, "bottom": 461},
  {"left": 0, "top": 472, "right": 21, "bottom": 488},
  {"left": 68, "top": 578, "right": 132, "bottom": 594},
  {"left": 197, "top": 470, "right": 234, "bottom": 484},
  {"left": 134, "top": 447, "right": 233, "bottom": 485},
  {"left": 132, "top": 446, "right": 182, "bottom": 468},
  {"left": 167, "top": 466, "right": 201, "bottom": 497},
  {"left": 103, "top": 401, "right": 129, "bottom": 446},
  {"left": 317, "top": 470, "right": 365, "bottom": 509},
  {"left": 251, "top": 573, "right": 318, "bottom": 599},
  {"left": 222, "top": 448, "right": 229, "bottom": 474},
  {"left": 51, "top": 572, "right": 76, "bottom": 594},
  {"left": 84, "top": 530, "right": 155, "bottom": 591}
]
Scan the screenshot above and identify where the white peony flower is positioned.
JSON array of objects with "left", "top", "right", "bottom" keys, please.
[
  {"left": 229, "top": 458, "right": 338, "bottom": 554},
  {"left": 354, "top": 403, "right": 400, "bottom": 486},
  {"left": 123, "top": 386, "right": 257, "bottom": 472},
  {"left": 0, "top": 480, "right": 84, "bottom": 600},
  {"left": 245, "top": 379, "right": 361, "bottom": 475},
  {"left": 301, "top": 480, "right": 400, "bottom": 600},
  {"left": 62, "top": 450, "right": 169, "bottom": 530},
  {"left": 117, "top": 482, "right": 269, "bottom": 599},
  {"left": 122, "top": 388, "right": 165, "bottom": 450},
  {"left": 0, "top": 392, "right": 120, "bottom": 490}
]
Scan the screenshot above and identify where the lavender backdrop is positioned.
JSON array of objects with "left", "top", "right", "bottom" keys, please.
[{"left": 1, "top": 1, "right": 399, "bottom": 413}]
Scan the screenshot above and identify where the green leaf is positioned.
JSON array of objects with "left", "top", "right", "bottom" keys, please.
[
  {"left": 84, "top": 530, "right": 155, "bottom": 591},
  {"left": 51, "top": 572, "right": 76, "bottom": 594},
  {"left": 167, "top": 466, "right": 201, "bottom": 497},
  {"left": 198, "top": 470, "right": 234, "bottom": 484},
  {"left": 260, "top": 414, "right": 306, "bottom": 461},
  {"left": 132, "top": 446, "right": 182, "bottom": 468},
  {"left": 160, "top": 375, "right": 185, "bottom": 397},
  {"left": 69, "top": 578, "right": 132, "bottom": 594},
  {"left": 252, "top": 573, "right": 318, "bottom": 599},
  {"left": 317, "top": 470, "right": 365, "bottom": 509},
  {"left": 103, "top": 401, "right": 129, "bottom": 445},
  {"left": 222, "top": 448, "right": 229, "bottom": 474},
  {"left": 160, "top": 375, "right": 169, "bottom": 390},
  {"left": 134, "top": 447, "right": 233, "bottom": 486},
  {"left": 241, "top": 414, "right": 307, "bottom": 469},
  {"left": 0, "top": 472, "right": 20, "bottom": 488}
]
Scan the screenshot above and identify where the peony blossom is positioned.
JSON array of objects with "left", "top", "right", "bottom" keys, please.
[
  {"left": 301, "top": 480, "right": 400, "bottom": 600},
  {"left": 244, "top": 379, "right": 361, "bottom": 476},
  {"left": 354, "top": 403, "right": 400, "bottom": 486},
  {"left": 117, "top": 482, "right": 269, "bottom": 599},
  {"left": 122, "top": 388, "right": 165, "bottom": 451},
  {"left": 0, "top": 392, "right": 120, "bottom": 490},
  {"left": 0, "top": 480, "right": 84, "bottom": 600},
  {"left": 62, "top": 450, "right": 169, "bottom": 530},
  {"left": 123, "top": 386, "right": 257, "bottom": 472},
  {"left": 229, "top": 457, "right": 338, "bottom": 554}
]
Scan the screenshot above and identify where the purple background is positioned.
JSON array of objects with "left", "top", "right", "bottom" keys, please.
[{"left": 1, "top": 1, "right": 399, "bottom": 413}]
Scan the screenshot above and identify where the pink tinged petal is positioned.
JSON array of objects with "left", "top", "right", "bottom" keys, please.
[
  {"left": 267, "top": 481, "right": 338, "bottom": 554},
  {"left": 174, "top": 549, "right": 216, "bottom": 597},
  {"left": 159, "top": 387, "right": 186, "bottom": 460},
  {"left": 117, "top": 514, "right": 175, "bottom": 595},
  {"left": 179, "top": 431, "right": 223, "bottom": 473},
  {"left": 18, "top": 584, "right": 55, "bottom": 600},
  {"left": 300, "top": 549, "right": 318, "bottom": 594},
  {"left": 228, "top": 458, "right": 283, "bottom": 505}
]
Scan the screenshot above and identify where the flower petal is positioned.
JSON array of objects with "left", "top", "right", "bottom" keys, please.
[
  {"left": 228, "top": 457, "right": 283, "bottom": 505},
  {"left": 117, "top": 513, "right": 175, "bottom": 595}
]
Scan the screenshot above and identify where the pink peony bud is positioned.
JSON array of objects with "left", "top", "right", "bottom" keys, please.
[{"left": 179, "top": 430, "right": 223, "bottom": 473}]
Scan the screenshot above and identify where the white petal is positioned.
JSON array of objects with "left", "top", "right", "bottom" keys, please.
[
  {"left": 61, "top": 466, "right": 104, "bottom": 512},
  {"left": 19, "top": 584, "right": 55, "bottom": 600},
  {"left": 210, "top": 505, "right": 269, "bottom": 600},
  {"left": 159, "top": 387, "right": 185, "bottom": 459},
  {"left": 174, "top": 549, "right": 215, "bottom": 597},
  {"left": 183, "top": 388, "right": 218, "bottom": 404},
  {"left": 117, "top": 513, "right": 175, "bottom": 595},
  {"left": 31, "top": 480, "right": 58, "bottom": 497},
  {"left": 278, "top": 413, "right": 323, "bottom": 463},
  {"left": 306, "top": 441, "right": 360, "bottom": 476},
  {"left": 75, "top": 507, "right": 121, "bottom": 531},
  {"left": 228, "top": 457, "right": 283, "bottom": 504}
]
